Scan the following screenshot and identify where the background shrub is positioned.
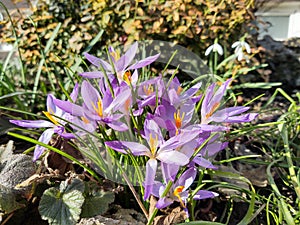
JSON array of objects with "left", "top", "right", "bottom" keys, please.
[{"left": 0, "top": 0, "right": 259, "bottom": 108}]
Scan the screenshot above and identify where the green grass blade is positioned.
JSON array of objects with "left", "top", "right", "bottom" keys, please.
[
  {"left": 7, "top": 131, "right": 101, "bottom": 183},
  {"left": 31, "top": 22, "right": 62, "bottom": 105}
]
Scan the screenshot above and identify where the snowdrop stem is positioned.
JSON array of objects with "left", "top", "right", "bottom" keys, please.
[
  {"left": 213, "top": 50, "right": 218, "bottom": 74},
  {"left": 147, "top": 180, "right": 173, "bottom": 225}
]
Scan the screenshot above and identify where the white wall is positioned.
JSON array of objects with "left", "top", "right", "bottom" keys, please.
[{"left": 256, "top": 1, "right": 300, "bottom": 40}]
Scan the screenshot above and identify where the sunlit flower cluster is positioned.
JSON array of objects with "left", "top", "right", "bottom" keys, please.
[{"left": 10, "top": 42, "right": 258, "bottom": 213}]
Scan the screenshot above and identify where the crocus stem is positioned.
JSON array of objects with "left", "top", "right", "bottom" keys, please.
[{"left": 147, "top": 180, "right": 173, "bottom": 225}]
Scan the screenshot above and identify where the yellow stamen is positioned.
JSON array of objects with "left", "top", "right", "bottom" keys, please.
[
  {"left": 143, "top": 84, "right": 154, "bottom": 96},
  {"left": 173, "top": 185, "right": 186, "bottom": 208},
  {"left": 81, "top": 116, "right": 90, "bottom": 124},
  {"left": 123, "top": 71, "right": 132, "bottom": 84},
  {"left": 149, "top": 133, "right": 158, "bottom": 157},
  {"left": 91, "top": 99, "right": 103, "bottom": 117},
  {"left": 205, "top": 102, "right": 220, "bottom": 119},
  {"left": 43, "top": 111, "right": 59, "bottom": 125}
]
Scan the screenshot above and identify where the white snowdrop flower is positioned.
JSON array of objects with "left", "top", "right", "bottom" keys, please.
[
  {"left": 205, "top": 42, "right": 223, "bottom": 56},
  {"left": 0, "top": 12, "right": 3, "bottom": 21},
  {"left": 231, "top": 41, "right": 251, "bottom": 61}
]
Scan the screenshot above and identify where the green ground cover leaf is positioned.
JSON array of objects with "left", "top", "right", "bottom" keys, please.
[
  {"left": 0, "top": 184, "right": 23, "bottom": 214},
  {"left": 81, "top": 189, "right": 115, "bottom": 218},
  {"left": 38, "top": 178, "right": 85, "bottom": 225}
]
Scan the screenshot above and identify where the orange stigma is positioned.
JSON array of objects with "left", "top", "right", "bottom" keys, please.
[
  {"left": 173, "top": 185, "right": 186, "bottom": 208},
  {"left": 123, "top": 71, "right": 132, "bottom": 84},
  {"left": 174, "top": 110, "right": 185, "bottom": 130},
  {"left": 177, "top": 86, "right": 183, "bottom": 95},
  {"left": 143, "top": 84, "right": 154, "bottom": 96},
  {"left": 81, "top": 116, "right": 90, "bottom": 124},
  {"left": 205, "top": 102, "right": 220, "bottom": 119}
]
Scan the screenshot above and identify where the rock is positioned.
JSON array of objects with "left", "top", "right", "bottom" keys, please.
[
  {"left": 0, "top": 140, "right": 35, "bottom": 220},
  {"left": 77, "top": 205, "right": 146, "bottom": 225},
  {"left": 0, "top": 141, "right": 35, "bottom": 193},
  {"left": 258, "top": 35, "right": 300, "bottom": 88}
]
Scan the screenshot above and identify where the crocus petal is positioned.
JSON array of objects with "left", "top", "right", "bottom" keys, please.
[
  {"left": 79, "top": 71, "right": 105, "bottom": 79},
  {"left": 144, "top": 159, "right": 158, "bottom": 200},
  {"left": 177, "top": 167, "right": 197, "bottom": 191},
  {"left": 193, "top": 190, "right": 219, "bottom": 200},
  {"left": 128, "top": 53, "right": 160, "bottom": 70},
  {"left": 81, "top": 80, "right": 101, "bottom": 112},
  {"left": 224, "top": 113, "right": 258, "bottom": 123},
  {"left": 83, "top": 52, "right": 112, "bottom": 71},
  {"left": 33, "top": 128, "right": 54, "bottom": 161},
  {"left": 105, "top": 141, "right": 150, "bottom": 156},
  {"left": 9, "top": 119, "right": 54, "bottom": 128},
  {"left": 200, "top": 141, "right": 228, "bottom": 157},
  {"left": 144, "top": 119, "right": 164, "bottom": 147},
  {"left": 70, "top": 83, "right": 79, "bottom": 102},
  {"left": 201, "top": 83, "right": 215, "bottom": 119},
  {"left": 105, "top": 88, "right": 131, "bottom": 114},
  {"left": 116, "top": 41, "right": 138, "bottom": 70},
  {"left": 209, "top": 79, "right": 231, "bottom": 109},
  {"left": 222, "top": 106, "right": 250, "bottom": 116},
  {"left": 161, "top": 162, "right": 179, "bottom": 182},
  {"left": 131, "top": 69, "right": 138, "bottom": 85},
  {"left": 151, "top": 181, "right": 164, "bottom": 198},
  {"left": 180, "top": 82, "right": 202, "bottom": 102},
  {"left": 156, "top": 197, "right": 173, "bottom": 209},
  {"left": 187, "top": 124, "right": 229, "bottom": 132},
  {"left": 54, "top": 99, "right": 84, "bottom": 117},
  {"left": 60, "top": 132, "right": 76, "bottom": 139},
  {"left": 193, "top": 156, "right": 217, "bottom": 169},
  {"left": 157, "top": 150, "right": 189, "bottom": 166},
  {"left": 47, "top": 94, "right": 63, "bottom": 117},
  {"left": 106, "top": 120, "right": 128, "bottom": 131}
]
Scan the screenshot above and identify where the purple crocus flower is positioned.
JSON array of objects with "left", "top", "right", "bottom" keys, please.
[
  {"left": 201, "top": 79, "right": 258, "bottom": 124},
  {"left": 9, "top": 90, "right": 77, "bottom": 161},
  {"left": 80, "top": 42, "right": 160, "bottom": 85},
  {"left": 105, "top": 119, "right": 201, "bottom": 200},
  {"left": 164, "top": 77, "right": 202, "bottom": 108},
  {"left": 152, "top": 167, "right": 218, "bottom": 209},
  {"left": 153, "top": 99, "right": 195, "bottom": 137},
  {"left": 54, "top": 80, "right": 131, "bottom": 131},
  {"left": 161, "top": 128, "right": 228, "bottom": 182}
]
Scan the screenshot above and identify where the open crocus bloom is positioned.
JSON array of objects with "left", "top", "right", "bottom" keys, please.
[
  {"left": 105, "top": 118, "right": 202, "bottom": 200},
  {"left": 10, "top": 93, "right": 76, "bottom": 161},
  {"left": 54, "top": 80, "right": 130, "bottom": 131},
  {"left": 201, "top": 79, "right": 258, "bottom": 124},
  {"left": 80, "top": 42, "right": 160, "bottom": 85},
  {"left": 152, "top": 167, "right": 218, "bottom": 209}
]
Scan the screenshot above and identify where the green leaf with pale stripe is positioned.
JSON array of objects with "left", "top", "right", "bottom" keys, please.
[{"left": 39, "top": 178, "right": 85, "bottom": 225}]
